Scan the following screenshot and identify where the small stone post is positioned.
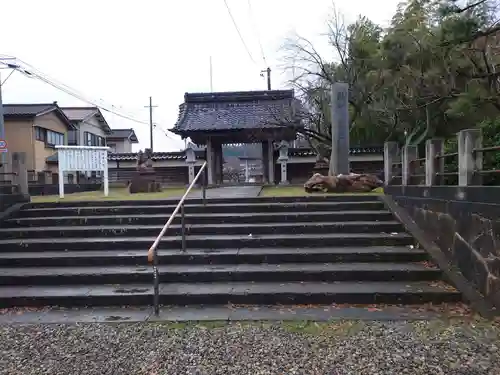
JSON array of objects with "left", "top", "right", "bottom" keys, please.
[
  {"left": 277, "top": 141, "right": 289, "bottom": 185},
  {"left": 402, "top": 145, "right": 418, "bottom": 186},
  {"left": 185, "top": 146, "right": 196, "bottom": 184},
  {"left": 383, "top": 142, "right": 399, "bottom": 186},
  {"left": 425, "top": 138, "right": 445, "bottom": 186},
  {"left": 458, "top": 129, "right": 482, "bottom": 186},
  {"left": 11, "top": 152, "right": 29, "bottom": 197}
]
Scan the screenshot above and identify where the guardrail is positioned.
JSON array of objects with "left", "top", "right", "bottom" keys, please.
[
  {"left": 146, "top": 161, "right": 207, "bottom": 316},
  {"left": 384, "top": 129, "right": 500, "bottom": 186}
]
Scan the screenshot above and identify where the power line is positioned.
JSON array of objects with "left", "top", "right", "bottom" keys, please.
[
  {"left": 0, "top": 57, "right": 177, "bottom": 140},
  {"left": 247, "top": 0, "right": 267, "bottom": 65},
  {"left": 223, "top": 0, "right": 257, "bottom": 65}
]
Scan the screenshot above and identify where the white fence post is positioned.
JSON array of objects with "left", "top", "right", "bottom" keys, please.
[{"left": 56, "top": 145, "right": 110, "bottom": 199}]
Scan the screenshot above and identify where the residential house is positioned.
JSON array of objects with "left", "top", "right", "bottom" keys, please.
[
  {"left": 1, "top": 102, "right": 75, "bottom": 176},
  {"left": 106, "top": 128, "right": 139, "bottom": 153},
  {"left": 61, "top": 107, "right": 112, "bottom": 147}
]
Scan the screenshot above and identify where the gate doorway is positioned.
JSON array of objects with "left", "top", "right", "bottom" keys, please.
[{"left": 222, "top": 143, "right": 263, "bottom": 185}]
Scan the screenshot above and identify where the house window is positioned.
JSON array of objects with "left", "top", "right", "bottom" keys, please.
[
  {"left": 46, "top": 130, "right": 65, "bottom": 147},
  {"left": 68, "top": 130, "right": 79, "bottom": 146},
  {"left": 84, "top": 132, "right": 106, "bottom": 147},
  {"left": 35, "top": 127, "right": 46, "bottom": 142}
]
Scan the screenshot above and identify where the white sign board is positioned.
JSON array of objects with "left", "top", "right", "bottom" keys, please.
[{"left": 56, "top": 146, "right": 110, "bottom": 198}]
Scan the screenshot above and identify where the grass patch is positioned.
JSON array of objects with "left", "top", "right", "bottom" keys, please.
[
  {"left": 150, "top": 320, "right": 366, "bottom": 336},
  {"left": 30, "top": 187, "right": 197, "bottom": 203},
  {"left": 281, "top": 320, "right": 366, "bottom": 336},
  {"left": 260, "top": 186, "right": 384, "bottom": 197}
]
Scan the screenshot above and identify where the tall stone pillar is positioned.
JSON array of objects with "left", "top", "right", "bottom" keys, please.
[{"left": 329, "top": 82, "right": 350, "bottom": 175}]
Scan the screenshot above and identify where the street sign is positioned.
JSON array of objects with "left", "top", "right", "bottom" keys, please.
[{"left": 0, "top": 139, "right": 7, "bottom": 153}]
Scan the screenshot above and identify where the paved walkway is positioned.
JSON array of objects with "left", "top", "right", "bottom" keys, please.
[{"left": 186, "top": 186, "right": 262, "bottom": 199}]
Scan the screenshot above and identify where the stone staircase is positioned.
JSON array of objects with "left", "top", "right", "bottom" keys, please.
[{"left": 0, "top": 195, "right": 461, "bottom": 308}]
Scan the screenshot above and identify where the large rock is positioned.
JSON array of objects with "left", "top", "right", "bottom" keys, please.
[
  {"left": 128, "top": 149, "right": 162, "bottom": 194},
  {"left": 304, "top": 173, "right": 383, "bottom": 193}
]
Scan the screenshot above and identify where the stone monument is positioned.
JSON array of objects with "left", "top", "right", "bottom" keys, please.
[
  {"left": 128, "top": 148, "right": 162, "bottom": 193},
  {"left": 329, "top": 82, "right": 350, "bottom": 176}
]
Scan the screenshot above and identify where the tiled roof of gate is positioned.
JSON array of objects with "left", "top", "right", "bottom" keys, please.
[
  {"left": 46, "top": 150, "right": 206, "bottom": 164},
  {"left": 171, "top": 90, "right": 300, "bottom": 134},
  {"left": 286, "top": 146, "right": 384, "bottom": 157}
]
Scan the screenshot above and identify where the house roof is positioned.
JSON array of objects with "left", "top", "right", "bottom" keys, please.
[
  {"left": 61, "top": 107, "right": 112, "bottom": 133},
  {"left": 171, "top": 90, "right": 300, "bottom": 136},
  {"left": 107, "top": 128, "right": 139, "bottom": 143},
  {"left": 3, "top": 102, "right": 75, "bottom": 129}
]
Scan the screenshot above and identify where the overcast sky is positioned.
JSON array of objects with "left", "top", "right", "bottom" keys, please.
[{"left": 1, "top": 0, "right": 400, "bottom": 152}]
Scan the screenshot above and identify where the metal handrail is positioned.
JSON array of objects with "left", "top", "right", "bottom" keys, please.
[{"left": 147, "top": 161, "right": 207, "bottom": 316}]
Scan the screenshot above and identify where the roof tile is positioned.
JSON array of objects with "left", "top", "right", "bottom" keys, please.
[
  {"left": 171, "top": 90, "right": 300, "bottom": 134},
  {"left": 3, "top": 103, "right": 58, "bottom": 117}
]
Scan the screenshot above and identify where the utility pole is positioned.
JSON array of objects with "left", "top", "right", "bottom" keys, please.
[
  {"left": 261, "top": 67, "right": 271, "bottom": 90},
  {"left": 145, "top": 97, "right": 157, "bottom": 151},
  {"left": 209, "top": 56, "right": 213, "bottom": 92}
]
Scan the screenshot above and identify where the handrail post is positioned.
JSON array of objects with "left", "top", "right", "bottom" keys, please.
[
  {"left": 181, "top": 202, "right": 186, "bottom": 252},
  {"left": 202, "top": 168, "right": 207, "bottom": 205},
  {"left": 153, "top": 250, "right": 160, "bottom": 316},
  {"left": 147, "top": 161, "right": 207, "bottom": 314}
]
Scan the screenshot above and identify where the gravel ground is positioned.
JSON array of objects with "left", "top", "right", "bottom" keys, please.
[{"left": 1, "top": 320, "right": 499, "bottom": 375}]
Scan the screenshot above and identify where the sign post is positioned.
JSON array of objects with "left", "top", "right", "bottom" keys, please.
[{"left": 0, "top": 139, "right": 7, "bottom": 153}]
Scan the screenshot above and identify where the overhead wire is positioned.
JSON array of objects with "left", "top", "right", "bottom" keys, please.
[
  {"left": 247, "top": 0, "right": 267, "bottom": 65},
  {"left": 223, "top": 0, "right": 257, "bottom": 65},
  {"left": 1, "top": 57, "right": 177, "bottom": 140}
]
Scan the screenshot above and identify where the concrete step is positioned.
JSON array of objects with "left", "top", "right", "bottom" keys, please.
[
  {"left": 0, "top": 262, "right": 442, "bottom": 285},
  {"left": 24, "top": 194, "right": 381, "bottom": 209},
  {"left": 0, "top": 221, "right": 405, "bottom": 240},
  {"left": 14, "top": 201, "right": 386, "bottom": 218},
  {"left": 2, "top": 210, "right": 396, "bottom": 227},
  {"left": 0, "top": 232, "right": 414, "bottom": 252},
  {"left": 0, "top": 246, "right": 427, "bottom": 267},
  {"left": 0, "top": 281, "right": 461, "bottom": 308}
]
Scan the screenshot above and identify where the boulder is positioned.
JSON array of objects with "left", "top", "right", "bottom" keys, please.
[{"left": 304, "top": 173, "right": 383, "bottom": 193}]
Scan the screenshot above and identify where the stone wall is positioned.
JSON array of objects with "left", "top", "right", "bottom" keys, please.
[
  {"left": 0, "top": 185, "right": 29, "bottom": 215},
  {"left": 385, "top": 186, "right": 500, "bottom": 309}
]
